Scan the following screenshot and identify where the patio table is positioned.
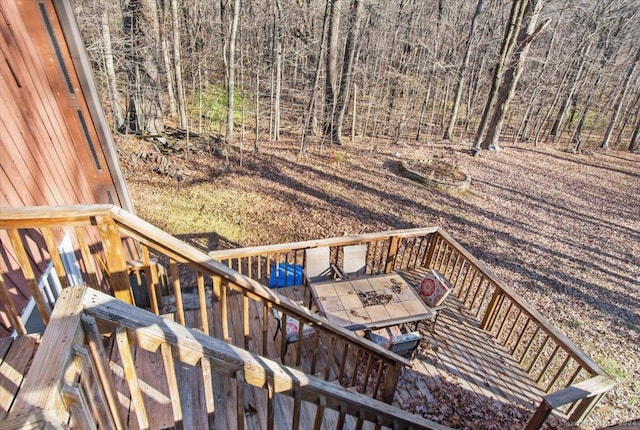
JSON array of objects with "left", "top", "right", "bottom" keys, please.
[{"left": 309, "top": 273, "right": 433, "bottom": 330}]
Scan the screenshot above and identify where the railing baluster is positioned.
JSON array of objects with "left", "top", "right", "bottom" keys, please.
[
  {"left": 262, "top": 303, "right": 269, "bottom": 356},
  {"left": 495, "top": 301, "right": 515, "bottom": 340},
  {"left": 313, "top": 395, "right": 326, "bottom": 430},
  {"left": 140, "top": 245, "right": 160, "bottom": 314},
  {"left": 338, "top": 343, "right": 350, "bottom": 384},
  {"left": 351, "top": 349, "right": 363, "bottom": 387},
  {"left": 372, "top": 360, "right": 384, "bottom": 399},
  {"left": 511, "top": 317, "right": 532, "bottom": 356},
  {"left": 267, "top": 379, "right": 275, "bottom": 430},
  {"left": 462, "top": 269, "right": 478, "bottom": 305},
  {"left": 61, "top": 383, "right": 96, "bottom": 430},
  {"left": 336, "top": 404, "right": 347, "bottom": 430},
  {"left": 536, "top": 344, "right": 561, "bottom": 384},
  {"left": 360, "top": 354, "right": 374, "bottom": 393},
  {"left": 41, "top": 227, "right": 69, "bottom": 288},
  {"left": 384, "top": 236, "right": 399, "bottom": 273},
  {"left": 475, "top": 280, "right": 495, "bottom": 320},
  {"left": 0, "top": 273, "right": 26, "bottom": 335},
  {"left": 292, "top": 388, "right": 302, "bottom": 430},
  {"left": 72, "top": 345, "right": 115, "bottom": 430},
  {"left": 81, "top": 315, "right": 124, "bottom": 429},
  {"left": 527, "top": 335, "right": 551, "bottom": 373},
  {"left": 324, "top": 336, "right": 336, "bottom": 381},
  {"left": 547, "top": 355, "right": 572, "bottom": 392},
  {"left": 295, "top": 318, "right": 304, "bottom": 367},
  {"left": 201, "top": 357, "right": 215, "bottom": 424},
  {"left": 503, "top": 308, "right": 523, "bottom": 348},
  {"left": 160, "top": 342, "right": 184, "bottom": 426},
  {"left": 7, "top": 228, "right": 51, "bottom": 324},
  {"left": 169, "top": 258, "right": 185, "bottom": 325},
  {"left": 243, "top": 291, "right": 250, "bottom": 350},
  {"left": 236, "top": 370, "right": 245, "bottom": 430},
  {"left": 310, "top": 331, "right": 320, "bottom": 375},
  {"left": 115, "top": 326, "right": 149, "bottom": 429},
  {"left": 520, "top": 326, "right": 541, "bottom": 365},
  {"left": 197, "top": 271, "right": 208, "bottom": 334},
  {"left": 221, "top": 279, "right": 230, "bottom": 342}
]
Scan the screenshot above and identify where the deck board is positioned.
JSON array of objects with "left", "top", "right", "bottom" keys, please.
[{"left": 0, "top": 334, "right": 39, "bottom": 419}]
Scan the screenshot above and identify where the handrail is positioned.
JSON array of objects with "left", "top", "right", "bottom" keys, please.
[
  {"left": 208, "top": 227, "right": 439, "bottom": 259},
  {"left": 9, "top": 285, "right": 450, "bottom": 429},
  {"left": 81, "top": 286, "right": 450, "bottom": 429},
  {"left": 108, "top": 206, "right": 410, "bottom": 366},
  {"left": 0, "top": 204, "right": 411, "bottom": 403},
  {"left": 435, "top": 229, "right": 607, "bottom": 377}
]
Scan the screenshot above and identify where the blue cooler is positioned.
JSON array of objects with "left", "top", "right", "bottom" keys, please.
[{"left": 269, "top": 263, "right": 304, "bottom": 288}]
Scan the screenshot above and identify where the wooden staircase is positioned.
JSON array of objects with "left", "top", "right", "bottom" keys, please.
[{"left": 0, "top": 286, "right": 449, "bottom": 429}]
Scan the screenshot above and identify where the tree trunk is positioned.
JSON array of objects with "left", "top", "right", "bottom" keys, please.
[
  {"left": 100, "top": 3, "right": 124, "bottom": 129},
  {"left": 122, "top": 0, "right": 164, "bottom": 135},
  {"left": 481, "top": 0, "right": 548, "bottom": 151},
  {"left": 443, "top": 0, "right": 483, "bottom": 141},
  {"left": 600, "top": 47, "right": 640, "bottom": 151},
  {"left": 157, "top": 0, "right": 177, "bottom": 119},
  {"left": 550, "top": 46, "right": 589, "bottom": 138},
  {"left": 225, "top": 0, "right": 240, "bottom": 145},
  {"left": 272, "top": 0, "right": 283, "bottom": 141},
  {"left": 572, "top": 72, "right": 601, "bottom": 152},
  {"left": 472, "top": 0, "right": 526, "bottom": 154},
  {"left": 323, "top": 0, "right": 341, "bottom": 140},
  {"left": 300, "top": 0, "right": 330, "bottom": 153},
  {"left": 331, "top": 0, "right": 364, "bottom": 145},
  {"left": 171, "top": 0, "right": 188, "bottom": 130},
  {"left": 629, "top": 114, "right": 640, "bottom": 152}
]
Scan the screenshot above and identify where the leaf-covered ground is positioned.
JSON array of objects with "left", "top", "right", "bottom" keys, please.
[{"left": 119, "top": 134, "right": 639, "bottom": 428}]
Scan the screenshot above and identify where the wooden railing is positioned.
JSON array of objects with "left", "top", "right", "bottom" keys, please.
[
  {"left": 208, "top": 228, "right": 615, "bottom": 426},
  {"left": 208, "top": 227, "right": 439, "bottom": 281},
  {"left": 4, "top": 285, "right": 449, "bottom": 429},
  {"left": 0, "top": 205, "right": 410, "bottom": 404},
  {"left": 424, "top": 230, "right": 615, "bottom": 425},
  {"left": 0, "top": 205, "right": 614, "bottom": 426}
]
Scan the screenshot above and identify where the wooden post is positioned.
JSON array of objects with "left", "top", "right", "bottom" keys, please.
[
  {"left": 236, "top": 370, "right": 245, "bottom": 430},
  {"left": 81, "top": 315, "right": 125, "bottom": 429},
  {"left": 381, "top": 362, "right": 402, "bottom": 403},
  {"left": 423, "top": 232, "right": 439, "bottom": 269},
  {"left": 96, "top": 217, "right": 134, "bottom": 304},
  {"left": 7, "top": 229, "right": 51, "bottom": 324},
  {"left": 384, "top": 236, "right": 400, "bottom": 274},
  {"left": 0, "top": 273, "right": 27, "bottom": 335},
  {"left": 568, "top": 393, "right": 605, "bottom": 425},
  {"left": 480, "top": 288, "right": 503, "bottom": 330},
  {"left": 525, "top": 401, "right": 552, "bottom": 429}
]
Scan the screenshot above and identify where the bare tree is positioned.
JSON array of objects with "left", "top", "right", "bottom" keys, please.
[
  {"left": 331, "top": 0, "right": 364, "bottom": 145},
  {"left": 225, "top": 0, "right": 240, "bottom": 144},
  {"left": 443, "top": 0, "right": 483, "bottom": 141},
  {"left": 122, "top": 0, "right": 164, "bottom": 135},
  {"left": 324, "top": 0, "right": 341, "bottom": 142},
  {"left": 600, "top": 47, "right": 640, "bottom": 150},
  {"left": 100, "top": 2, "right": 124, "bottom": 129}
]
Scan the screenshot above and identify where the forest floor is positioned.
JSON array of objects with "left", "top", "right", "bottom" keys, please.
[{"left": 118, "top": 132, "right": 639, "bottom": 429}]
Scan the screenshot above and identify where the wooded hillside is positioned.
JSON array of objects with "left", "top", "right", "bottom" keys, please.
[{"left": 73, "top": 0, "right": 640, "bottom": 154}]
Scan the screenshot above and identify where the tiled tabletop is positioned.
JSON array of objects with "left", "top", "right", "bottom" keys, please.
[{"left": 310, "top": 273, "right": 433, "bottom": 330}]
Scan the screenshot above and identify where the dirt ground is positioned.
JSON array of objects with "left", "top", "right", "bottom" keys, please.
[{"left": 119, "top": 133, "right": 639, "bottom": 428}]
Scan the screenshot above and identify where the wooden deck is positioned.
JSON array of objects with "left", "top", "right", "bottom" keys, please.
[
  {"left": 99, "top": 268, "right": 546, "bottom": 429},
  {"left": 398, "top": 268, "right": 546, "bottom": 413},
  {"left": 0, "top": 275, "right": 546, "bottom": 429}
]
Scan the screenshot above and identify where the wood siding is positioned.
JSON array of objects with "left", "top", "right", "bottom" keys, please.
[{"left": 0, "top": 0, "right": 133, "bottom": 335}]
